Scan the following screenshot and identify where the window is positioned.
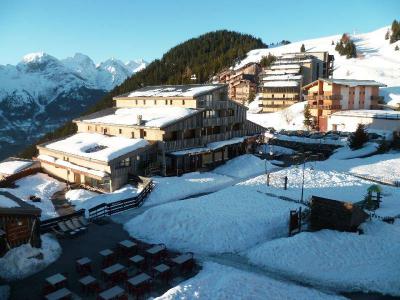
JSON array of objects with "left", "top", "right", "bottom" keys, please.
[
  {"left": 135, "top": 100, "right": 138, "bottom": 105},
  {"left": 165, "top": 100, "right": 168, "bottom": 105},
  {"left": 87, "top": 126, "right": 91, "bottom": 131},
  {"left": 182, "top": 100, "right": 185, "bottom": 105},
  {"left": 119, "top": 157, "right": 130, "bottom": 168},
  {"left": 143, "top": 131, "right": 147, "bottom": 137},
  {"left": 103, "top": 128, "right": 107, "bottom": 134},
  {"left": 272, "top": 94, "right": 274, "bottom": 98},
  {"left": 143, "top": 100, "right": 146, "bottom": 105},
  {"left": 119, "top": 129, "right": 122, "bottom": 134},
  {"left": 131, "top": 132, "right": 135, "bottom": 138},
  {"left": 170, "top": 100, "right": 173, "bottom": 105}
]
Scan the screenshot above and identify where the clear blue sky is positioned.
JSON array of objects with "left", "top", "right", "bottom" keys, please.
[{"left": 1, "top": 0, "right": 399, "bottom": 65}]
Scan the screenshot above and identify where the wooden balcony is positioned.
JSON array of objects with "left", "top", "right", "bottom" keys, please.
[
  {"left": 203, "top": 116, "right": 237, "bottom": 127},
  {"left": 309, "top": 104, "right": 342, "bottom": 110},
  {"left": 306, "top": 94, "right": 342, "bottom": 101}
]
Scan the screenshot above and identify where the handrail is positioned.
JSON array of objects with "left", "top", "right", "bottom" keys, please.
[{"left": 40, "top": 209, "right": 86, "bottom": 233}]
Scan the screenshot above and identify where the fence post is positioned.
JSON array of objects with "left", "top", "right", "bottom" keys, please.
[{"left": 284, "top": 176, "right": 288, "bottom": 190}]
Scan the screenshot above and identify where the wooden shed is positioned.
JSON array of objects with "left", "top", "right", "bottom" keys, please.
[
  {"left": 310, "top": 195, "right": 369, "bottom": 232},
  {"left": 0, "top": 191, "right": 41, "bottom": 256}
]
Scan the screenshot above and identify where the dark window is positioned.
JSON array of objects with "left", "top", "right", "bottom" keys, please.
[
  {"left": 119, "top": 129, "right": 122, "bottom": 134},
  {"left": 131, "top": 132, "right": 135, "bottom": 138},
  {"left": 183, "top": 100, "right": 185, "bottom": 105},
  {"left": 118, "top": 157, "right": 130, "bottom": 168}
]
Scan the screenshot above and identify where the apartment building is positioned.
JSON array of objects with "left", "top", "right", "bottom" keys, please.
[
  {"left": 37, "top": 84, "right": 264, "bottom": 191},
  {"left": 259, "top": 52, "right": 334, "bottom": 112},
  {"left": 303, "top": 78, "right": 386, "bottom": 131}
]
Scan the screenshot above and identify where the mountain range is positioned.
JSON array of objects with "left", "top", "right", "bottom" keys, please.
[{"left": 0, "top": 52, "right": 147, "bottom": 159}]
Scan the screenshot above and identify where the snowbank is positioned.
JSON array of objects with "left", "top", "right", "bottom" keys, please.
[
  {"left": 154, "top": 262, "right": 344, "bottom": 300},
  {"left": 74, "top": 185, "right": 138, "bottom": 212},
  {"left": 0, "top": 234, "right": 61, "bottom": 281},
  {"left": 245, "top": 221, "right": 400, "bottom": 296},
  {"left": 350, "top": 155, "right": 400, "bottom": 184},
  {"left": 330, "top": 143, "right": 379, "bottom": 159},
  {"left": 65, "top": 189, "right": 98, "bottom": 204},
  {"left": 144, "top": 172, "right": 233, "bottom": 207},
  {"left": 125, "top": 185, "right": 303, "bottom": 254},
  {"left": 247, "top": 101, "right": 306, "bottom": 130},
  {"left": 0, "top": 173, "right": 65, "bottom": 220},
  {"left": 212, "top": 154, "right": 272, "bottom": 179},
  {"left": 0, "top": 160, "right": 33, "bottom": 176}
]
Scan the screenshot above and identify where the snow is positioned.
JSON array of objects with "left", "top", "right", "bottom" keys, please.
[
  {"left": 144, "top": 172, "right": 233, "bottom": 207},
  {"left": 65, "top": 189, "right": 98, "bottom": 203},
  {"left": 83, "top": 107, "right": 199, "bottom": 128},
  {"left": 236, "top": 26, "right": 400, "bottom": 105},
  {"left": 323, "top": 78, "right": 385, "bottom": 87},
  {"left": 126, "top": 85, "right": 222, "bottom": 98},
  {"left": 125, "top": 184, "right": 304, "bottom": 254},
  {"left": 245, "top": 220, "right": 400, "bottom": 296},
  {"left": 0, "top": 173, "right": 65, "bottom": 220},
  {"left": 329, "top": 143, "right": 379, "bottom": 159},
  {"left": 154, "top": 262, "right": 344, "bottom": 300},
  {"left": 170, "top": 137, "right": 247, "bottom": 156},
  {"left": 0, "top": 160, "right": 33, "bottom": 176},
  {"left": 260, "top": 144, "right": 297, "bottom": 156},
  {"left": 45, "top": 133, "right": 149, "bottom": 162},
  {"left": 212, "top": 154, "right": 272, "bottom": 179},
  {"left": 262, "top": 74, "right": 302, "bottom": 81},
  {"left": 332, "top": 109, "right": 400, "bottom": 119},
  {"left": 0, "top": 195, "right": 19, "bottom": 208},
  {"left": 73, "top": 185, "right": 139, "bottom": 212},
  {"left": 248, "top": 101, "right": 306, "bottom": 130},
  {"left": 0, "top": 234, "right": 61, "bottom": 281},
  {"left": 263, "top": 80, "right": 299, "bottom": 87}
]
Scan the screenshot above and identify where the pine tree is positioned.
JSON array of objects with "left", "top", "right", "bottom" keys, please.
[
  {"left": 385, "top": 29, "right": 390, "bottom": 40},
  {"left": 300, "top": 44, "right": 306, "bottom": 52},
  {"left": 303, "top": 104, "right": 313, "bottom": 130},
  {"left": 260, "top": 54, "right": 276, "bottom": 68},
  {"left": 349, "top": 123, "right": 369, "bottom": 150},
  {"left": 390, "top": 20, "right": 400, "bottom": 44}
]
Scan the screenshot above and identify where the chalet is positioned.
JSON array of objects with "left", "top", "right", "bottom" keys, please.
[
  {"left": 310, "top": 196, "right": 369, "bottom": 232},
  {"left": 259, "top": 52, "right": 334, "bottom": 112},
  {"left": 303, "top": 78, "right": 386, "bottom": 131},
  {"left": 37, "top": 84, "right": 264, "bottom": 191},
  {"left": 0, "top": 191, "right": 41, "bottom": 256}
]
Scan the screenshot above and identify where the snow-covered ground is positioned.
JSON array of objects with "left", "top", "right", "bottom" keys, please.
[
  {"left": 144, "top": 171, "right": 233, "bottom": 207},
  {"left": 0, "top": 173, "right": 65, "bottom": 220},
  {"left": 125, "top": 184, "right": 304, "bottom": 254},
  {"left": 245, "top": 220, "right": 400, "bottom": 296},
  {"left": 0, "top": 286, "right": 9, "bottom": 300},
  {"left": 154, "top": 262, "right": 344, "bottom": 300},
  {"left": 248, "top": 101, "right": 306, "bottom": 130},
  {"left": 0, "top": 160, "right": 33, "bottom": 176},
  {"left": 0, "top": 234, "right": 61, "bottom": 281},
  {"left": 329, "top": 143, "right": 379, "bottom": 159}
]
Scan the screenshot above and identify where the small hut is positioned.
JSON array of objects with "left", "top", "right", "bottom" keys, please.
[
  {"left": 310, "top": 195, "right": 369, "bottom": 232},
  {"left": 0, "top": 191, "right": 41, "bottom": 256}
]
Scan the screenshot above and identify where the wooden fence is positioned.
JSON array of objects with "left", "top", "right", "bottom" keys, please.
[
  {"left": 40, "top": 209, "right": 86, "bottom": 233},
  {"left": 88, "top": 179, "right": 154, "bottom": 221}
]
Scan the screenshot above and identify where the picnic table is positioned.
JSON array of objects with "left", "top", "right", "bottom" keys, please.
[
  {"left": 102, "top": 263, "right": 127, "bottom": 283},
  {"left": 76, "top": 257, "right": 92, "bottom": 273},
  {"left": 126, "top": 273, "right": 152, "bottom": 296},
  {"left": 78, "top": 275, "right": 97, "bottom": 293},
  {"left": 45, "top": 287, "right": 72, "bottom": 300},
  {"left": 153, "top": 263, "right": 171, "bottom": 282},
  {"left": 100, "top": 249, "right": 115, "bottom": 266},
  {"left": 118, "top": 239, "right": 137, "bottom": 256},
  {"left": 98, "top": 285, "right": 125, "bottom": 300},
  {"left": 170, "top": 253, "right": 194, "bottom": 273},
  {"left": 145, "top": 244, "right": 166, "bottom": 262},
  {"left": 46, "top": 273, "right": 67, "bottom": 288},
  {"left": 129, "top": 255, "right": 144, "bottom": 266}
]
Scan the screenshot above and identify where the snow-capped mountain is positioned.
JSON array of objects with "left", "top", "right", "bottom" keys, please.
[
  {"left": 237, "top": 26, "right": 400, "bottom": 107},
  {"left": 0, "top": 52, "right": 148, "bottom": 159}
]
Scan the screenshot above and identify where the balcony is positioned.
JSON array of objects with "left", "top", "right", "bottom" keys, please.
[
  {"left": 370, "top": 96, "right": 384, "bottom": 102},
  {"left": 203, "top": 116, "right": 237, "bottom": 127},
  {"left": 306, "top": 94, "right": 342, "bottom": 101},
  {"left": 309, "top": 104, "right": 342, "bottom": 110}
]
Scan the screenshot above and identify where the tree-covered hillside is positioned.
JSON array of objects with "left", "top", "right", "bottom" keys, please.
[{"left": 20, "top": 30, "right": 266, "bottom": 158}]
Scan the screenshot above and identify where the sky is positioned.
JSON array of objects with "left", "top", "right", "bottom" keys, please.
[{"left": 0, "top": 0, "right": 399, "bottom": 65}]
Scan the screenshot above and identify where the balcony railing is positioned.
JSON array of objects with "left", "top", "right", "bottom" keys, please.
[
  {"left": 306, "top": 94, "right": 342, "bottom": 101},
  {"left": 309, "top": 104, "right": 342, "bottom": 110},
  {"left": 370, "top": 96, "right": 384, "bottom": 101},
  {"left": 259, "top": 97, "right": 300, "bottom": 101}
]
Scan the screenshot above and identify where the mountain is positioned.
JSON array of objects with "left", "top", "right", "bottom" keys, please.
[
  {"left": 0, "top": 52, "right": 148, "bottom": 159},
  {"left": 20, "top": 30, "right": 266, "bottom": 158},
  {"left": 237, "top": 26, "right": 400, "bottom": 106}
]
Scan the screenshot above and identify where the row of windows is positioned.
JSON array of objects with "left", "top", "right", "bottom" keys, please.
[
  {"left": 87, "top": 126, "right": 146, "bottom": 138},
  {"left": 131, "top": 99, "right": 187, "bottom": 106}
]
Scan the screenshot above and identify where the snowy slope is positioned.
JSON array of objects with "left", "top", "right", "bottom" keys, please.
[
  {"left": 238, "top": 26, "right": 400, "bottom": 106},
  {"left": 0, "top": 52, "right": 148, "bottom": 159}
]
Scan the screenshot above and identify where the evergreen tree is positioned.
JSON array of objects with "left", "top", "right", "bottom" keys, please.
[
  {"left": 385, "top": 29, "right": 390, "bottom": 40},
  {"left": 300, "top": 44, "right": 306, "bottom": 52},
  {"left": 260, "top": 54, "right": 276, "bottom": 68},
  {"left": 395, "top": 45, "right": 399, "bottom": 51},
  {"left": 390, "top": 20, "right": 400, "bottom": 44},
  {"left": 331, "top": 40, "right": 334, "bottom": 45},
  {"left": 303, "top": 104, "right": 313, "bottom": 130},
  {"left": 349, "top": 123, "right": 369, "bottom": 150}
]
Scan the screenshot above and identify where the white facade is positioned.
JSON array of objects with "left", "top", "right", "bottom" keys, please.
[{"left": 328, "top": 110, "right": 400, "bottom": 132}]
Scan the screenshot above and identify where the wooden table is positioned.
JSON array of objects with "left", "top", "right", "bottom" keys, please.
[
  {"left": 153, "top": 263, "right": 171, "bottom": 282},
  {"left": 99, "top": 249, "right": 114, "bottom": 257},
  {"left": 102, "top": 263, "right": 127, "bottom": 282},
  {"left": 171, "top": 253, "right": 193, "bottom": 265},
  {"left": 129, "top": 255, "right": 144, "bottom": 266},
  {"left": 98, "top": 285, "right": 125, "bottom": 300},
  {"left": 100, "top": 249, "right": 115, "bottom": 266},
  {"left": 76, "top": 257, "right": 92, "bottom": 273},
  {"left": 118, "top": 239, "right": 137, "bottom": 256},
  {"left": 78, "top": 275, "right": 97, "bottom": 292},
  {"left": 127, "top": 273, "right": 151, "bottom": 296},
  {"left": 45, "top": 287, "right": 72, "bottom": 300},
  {"left": 46, "top": 273, "right": 67, "bottom": 288},
  {"left": 145, "top": 244, "right": 166, "bottom": 263}
]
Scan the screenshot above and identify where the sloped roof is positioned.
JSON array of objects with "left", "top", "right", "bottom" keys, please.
[
  {"left": 321, "top": 78, "right": 386, "bottom": 87},
  {"left": 0, "top": 191, "right": 41, "bottom": 216}
]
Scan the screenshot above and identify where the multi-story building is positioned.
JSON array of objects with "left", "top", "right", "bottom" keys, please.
[
  {"left": 303, "top": 78, "right": 386, "bottom": 131},
  {"left": 37, "top": 84, "right": 264, "bottom": 192},
  {"left": 216, "top": 62, "right": 261, "bottom": 104},
  {"left": 259, "top": 51, "right": 334, "bottom": 112}
]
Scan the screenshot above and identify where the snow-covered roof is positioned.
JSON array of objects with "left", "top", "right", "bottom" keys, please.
[
  {"left": 116, "top": 84, "right": 226, "bottom": 98},
  {"left": 264, "top": 69, "right": 300, "bottom": 75},
  {"left": 0, "top": 194, "right": 20, "bottom": 208},
  {"left": 263, "top": 81, "right": 299, "bottom": 88},
  {"left": 322, "top": 78, "right": 386, "bottom": 87},
  {"left": 331, "top": 110, "right": 400, "bottom": 119},
  {"left": 170, "top": 137, "right": 247, "bottom": 156},
  {"left": 82, "top": 107, "right": 200, "bottom": 128},
  {"left": 270, "top": 64, "right": 301, "bottom": 70},
  {"left": 262, "top": 74, "right": 302, "bottom": 81},
  {"left": 0, "top": 160, "right": 34, "bottom": 175},
  {"left": 44, "top": 133, "right": 149, "bottom": 162}
]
